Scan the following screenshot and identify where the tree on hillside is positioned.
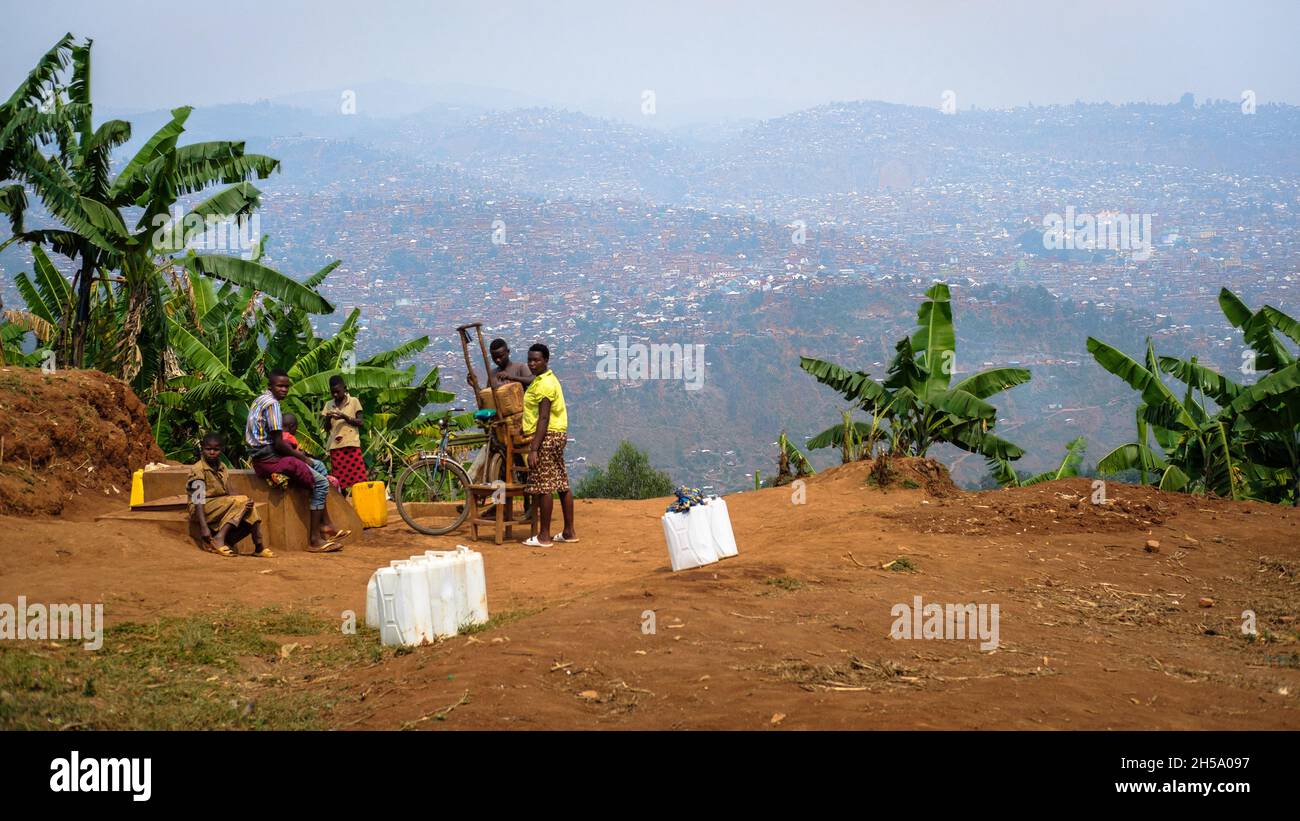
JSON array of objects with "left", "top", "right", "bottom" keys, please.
[
  {"left": 574, "top": 440, "right": 674, "bottom": 500},
  {"left": 989, "top": 436, "right": 1087, "bottom": 487},
  {"left": 774, "top": 430, "right": 815, "bottom": 485},
  {"left": 150, "top": 259, "right": 454, "bottom": 477}
]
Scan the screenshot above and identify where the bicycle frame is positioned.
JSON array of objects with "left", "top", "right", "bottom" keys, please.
[{"left": 419, "top": 423, "right": 460, "bottom": 487}]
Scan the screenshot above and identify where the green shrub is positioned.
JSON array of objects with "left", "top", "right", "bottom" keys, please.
[{"left": 574, "top": 440, "right": 674, "bottom": 499}]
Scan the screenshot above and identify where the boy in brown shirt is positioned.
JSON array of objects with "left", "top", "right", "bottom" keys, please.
[{"left": 188, "top": 432, "right": 271, "bottom": 558}]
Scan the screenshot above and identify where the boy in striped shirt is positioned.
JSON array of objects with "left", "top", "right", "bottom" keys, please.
[{"left": 245, "top": 369, "right": 348, "bottom": 552}]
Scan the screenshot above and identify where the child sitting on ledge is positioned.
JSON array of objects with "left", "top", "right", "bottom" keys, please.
[
  {"left": 188, "top": 432, "right": 271, "bottom": 558},
  {"left": 274, "top": 413, "right": 341, "bottom": 494}
]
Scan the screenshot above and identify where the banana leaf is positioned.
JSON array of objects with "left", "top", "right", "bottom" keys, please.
[
  {"left": 184, "top": 254, "right": 333, "bottom": 314},
  {"left": 799, "top": 355, "right": 886, "bottom": 405},
  {"left": 1097, "top": 443, "right": 1167, "bottom": 475}
]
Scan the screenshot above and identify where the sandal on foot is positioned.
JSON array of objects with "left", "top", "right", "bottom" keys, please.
[
  {"left": 521, "top": 536, "right": 553, "bottom": 548},
  {"left": 251, "top": 546, "right": 276, "bottom": 558},
  {"left": 307, "top": 540, "right": 343, "bottom": 553},
  {"left": 553, "top": 534, "right": 580, "bottom": 543},
  {"left": 323, "top": 528, "right": 352, "bottom": 542},
  {"left": 201, "top": 540, "right": 236, "bottom": 558}
]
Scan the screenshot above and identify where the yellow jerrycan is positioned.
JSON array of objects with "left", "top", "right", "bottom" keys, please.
[
  {"left": 130, "top": 469, "right": 144, "bottom": 507},
  {"left": 350, "top": 481, "right": 389, "bottom": 528}
]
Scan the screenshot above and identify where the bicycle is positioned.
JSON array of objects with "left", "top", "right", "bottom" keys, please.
[{"left": 393, "top": 408, "right": 532, "bottom": 535}]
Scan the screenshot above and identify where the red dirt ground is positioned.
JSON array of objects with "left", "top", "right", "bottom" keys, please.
[
  {"left": 3, "top": 455, "right": 1298, "bottom": 729},
  {"left": 0, "top": 368, "right": 163, "bottom": 516}
]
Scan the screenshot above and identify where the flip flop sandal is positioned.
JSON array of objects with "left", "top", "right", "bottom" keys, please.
[
  {"left": 251, "top": 546, "right": 276, "bottom": 558},
  {"left": 201, "top": 540, "right": 236, "bottom": 558},
  {"left": 307, "top": 540, "right": 344, "bottom": 553},
  {"left": 553, "top": 534, "right": 580, "bottom": 543},
  {"left": 520, "top": 536, "right": 554, "bottom": 548},
  {"left": 324, "top": 529, "right": 352, "bottom": 542}
]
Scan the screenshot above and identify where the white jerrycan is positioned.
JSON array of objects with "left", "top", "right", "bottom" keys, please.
[
  {"left": 420, "top": 551, "right": 462, "bottom": 638},
  {"left": 686, "top": 505, "right": 722, "bottom": 563},
  {"left": 446, "top": 553, "right": 471, "bottom": 628},
  {"left": 390, "top": 559, "right": 433, "bottom": 646},
  {"left": 369, "top": 548, "right": 492, "bottom": 645},
  {"left": 705, "top": 496, "right": 739, "bottom": 559},
  {"left": 372, "top": 566, "right": 404, "bottom": 646},
  {"left": 662, "top": 510, "right": 718, "bottom": 572},
  {"left": 425, "top": 550, "right": 474, "bottom": 631},
  {"left": 365, "top": 571, "right": 380, "bottom": 628},
  {"left": 456, "top": 545, "right": 490, "bottom": 627}
]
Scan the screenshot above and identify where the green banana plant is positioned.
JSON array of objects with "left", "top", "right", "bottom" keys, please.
[
  {"left": 1, "top": 35, "right": 321, "bottom": 396},
  {"left": 991, "top": 436, "right": 1087, "bottom": 488},
  {"left": 1089, "top": 288, "right": 1300, "bottom": 504},
  {"left": 776, "top": 430, "right": 816, "bottom": 480},
  {"left": 801, "top": 282, "right": 1031, "bottom": 466},
  {"left": 151, "top": 261, "right": 454, "bottom": 470}
]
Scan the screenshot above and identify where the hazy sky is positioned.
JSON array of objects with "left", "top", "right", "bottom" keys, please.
[{"left": 4, "top": 0, "right": 1299, "bottom": 119}]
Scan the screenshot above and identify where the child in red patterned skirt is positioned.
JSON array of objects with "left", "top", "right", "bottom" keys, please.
[{"left": 323, "top": 375, "right": 369, "bottom": 492}]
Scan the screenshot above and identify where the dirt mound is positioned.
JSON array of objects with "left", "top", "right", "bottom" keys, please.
[
  {"left": 0, "top": 367, "right": 164, "bottom": 515},
  {"left": 806, "top": 455, "right": 960, "bottom": 497},
  {"left": 884, "top": 477, "right": 1251, "bottom": 536}
]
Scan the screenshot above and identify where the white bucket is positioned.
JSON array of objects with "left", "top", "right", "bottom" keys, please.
[
  {"left": 686, "top": 505, "right": 722, "bottom": 562},
  {"left": 419, "top": 551, "right": 462, "bottom": 638},
  {"left": 387, "top": 559, "right": 433, "bottom": 646},
  {"left": 404, "top": 558, "right": 437, "bottom": 645},
  {"left": 423, "top": 548, "right": 490, "bottom": 634}
]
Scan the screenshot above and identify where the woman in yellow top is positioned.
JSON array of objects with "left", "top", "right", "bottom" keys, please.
[{"left": 520, "top": 343, "right": 576, "bottom": 548}]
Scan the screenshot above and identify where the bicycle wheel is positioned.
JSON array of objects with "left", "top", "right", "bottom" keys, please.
[{"left": 395, "top": 457, "right": 472, "bottom": 535}]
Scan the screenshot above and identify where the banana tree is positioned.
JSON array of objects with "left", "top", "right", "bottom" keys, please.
[
  {"left": 1089, "top": 288, "right": 1300, "bottom": 503},
  {"left": 1087, "top": 336, "right": 1192, "bottom": 489},
  {"left": 1, "top": 35, "right": 323, "bottom": 396},
  {"left": 153, "top": 266, "right": 453, "bottom": 469},
  {"left": 801, "top": 282, "right": 1031, "bottom": 465},
  {"left": 991, "top": 436, "right": 1087, "bottom": 487},
  {"left": 0, "top": 309, "right": 53, "bottom": 366},
  {"left": 775, "top": 430, "right": 816, "bottom": 483}
]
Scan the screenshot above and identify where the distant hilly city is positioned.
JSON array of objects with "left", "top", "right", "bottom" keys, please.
[
  {"left": 3, "top": 86, "right": 1297, "bottom": 490},
  {"left": 4, "top": 4, "right": 1300, "bottom": 750}
]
